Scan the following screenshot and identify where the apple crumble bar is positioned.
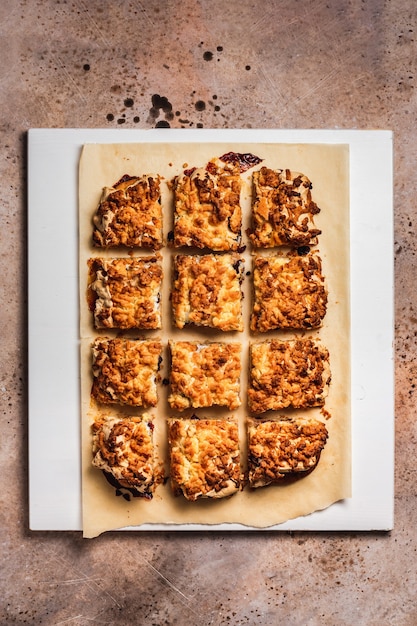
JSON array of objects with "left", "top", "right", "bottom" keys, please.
[
  {"left": 171, "top": 253, "right": 244, "bottom": 331},
  {"left": 87, "top": 256, "right": 162, "bottom": 330},
  {"left": 168, "top": 341, "right": 241, "bottom": 410},
  {"left": 247, "top": 417, "right": 329, "bottom": 488},
  {"left": 92, "top": 414, "right": 156, "bottom": 497},
  {"left": 92, "top": 174, "right": 162, "bottom": 249},
  {"left": 91, "top": 337, "right": 162, "bottom": 407},
  {"left": 172, "top": 158, "right": 242, "bottom": 251},
  {"left": 250, "top": 249, "right": 327, "bottom": 332},
  {"left": 249, "top": 167, "right": 321, "bottom": 248},
  {"left": 248, "top": 338, "right": 331, "bottom": 413},
  {"left": 168, "top": 417, "right": 242, "bottom": 501}
]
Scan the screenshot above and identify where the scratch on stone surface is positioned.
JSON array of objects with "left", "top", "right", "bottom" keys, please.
[
  {"left": 77, "top": 0, "right": 109, "bottom": 46},
  {"left": 350, "top": 73, "right": 368, "bottom": 85},
  {"left": 247, "top": 14, "right": 270, "bottom": 34},
  {"left": 42, "top": 553, "right": 122, "bottom": 610},
  {"left": 256, "top": 65, "right": 286, "bottom": 109},
  {"left": 248, "top": 11, "right": 299, "bottom": 35},
  {"left": 143, "top": 559, "right": 200, "bottom": 617},
  {"left": 54, "top": 55, "right": 89, "bottom": 105},
  {"left": 293, "top": 67, "right": 340, "bottom": 104},
  {"left": 54, "top": 616, "right": 83, "bottom": 625},
  {"left": 133, "top": 0, "right": 155, "bottom": 27},
  {"left": 43, "top": 550, "right": 199, "bottom": 618},
  {"left": 42, "top": 577, "right": 102, "bottom": 585}
]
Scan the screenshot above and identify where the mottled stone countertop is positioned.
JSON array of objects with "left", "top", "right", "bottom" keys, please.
[{"left": 1, "top": 1, "right": 413, "bottom": 624}]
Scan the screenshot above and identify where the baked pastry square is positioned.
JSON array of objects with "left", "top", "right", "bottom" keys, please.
[
  {"left": 91, "top": 337, "right": 162, "bottom": 407},
  {"left": 92, "top": 174, "right": 162, "bottom": 249},
  {"left": 249, "top": 167, "right": 321, "bottom": 248},
  {"left": 172, "top": 158, "right": 242, "bottom": 251},
  {"left": 168, "top": 417, "right": 242, "bottom": 501},
  {"left": 248, "top": 338, "right": 331, "bottom": 413},
  {"left": 250, "top": 250, "right": 327, "bottom": 332},
  {"left": 92, "top": 414, "right": 156, "bottom": 498},
  {"left": 87, "top": 256, "right": 162, "bottom": 330},
  {"left": 172, "top": 253, "right": 244, "bottom": 331},
  {"left": 247, "top": 417, "right": 328, "bottom": 488},
  {"left": 168, "top": 341, "right": 241, "bottom": 410}
]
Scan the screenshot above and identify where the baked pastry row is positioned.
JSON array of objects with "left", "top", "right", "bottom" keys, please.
[
  {"left": 91, "top": 337, "right": 331, "bottom": 412},
  {"left": 87, "top": 249, "right": 327, "bottom": 332},
  {"left": 91, "top": 414, "right": 328, "bottom": 501},
  {"left": 91, "top": 163, "right": 321, "bottom": 252}
]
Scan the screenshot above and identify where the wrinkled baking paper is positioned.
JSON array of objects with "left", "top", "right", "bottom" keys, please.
[{"left": 79, "top": 142, "right": 351, "bottom": 538}]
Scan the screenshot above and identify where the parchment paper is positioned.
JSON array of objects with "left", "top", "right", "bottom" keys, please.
[{"left": 79, "top": 142, "right": 351, "bottom": 538}]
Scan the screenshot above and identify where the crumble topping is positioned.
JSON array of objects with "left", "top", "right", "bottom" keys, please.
[
  {"left": 92, "top": 174, "right": 162, "bottom": 249},
  {"left": 249, "top": 167, "right": 321, "bottom": 248},
  {"left": 247, "top": 417, "right": 329, "bottom": 488},
  {"left": 168, "top": 417, "right": 242, "bottom": 501},
  {"left": 248, "top": 338, "right": 331, "bottom": 413},
  {"left": 87, "top": 256, "right": 162, "bottom": 330},
  {"left": 168, "top": 341, "right": 241, "bottom": 410},
  {"left": 91, "top": 337, "right": 162, "bottom": 407},
  {"left": 92, "top": 414, "right": 156, "bottom": 497},
  {"left": 171, "top": 253, "right": 244, "bottom": 331},
  {"left": 250, "top": 250, "right": 328, "bottom": 332},
  {"left": 173, "top": 158, "right": 242, "bottom": 251}
]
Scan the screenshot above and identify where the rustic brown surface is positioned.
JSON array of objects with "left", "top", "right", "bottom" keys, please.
[{"left": 1, "top": 0, "right": 409, "bottom": 623}]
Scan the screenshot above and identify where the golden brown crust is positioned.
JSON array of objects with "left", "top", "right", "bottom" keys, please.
[
  {"left": 168, "top": 417, "right": 242, "bottom": 501},
  {"left": 249, "top": 167, "right": 321, "bottom": 248},
  {"left": 247, "top": 417, "right": 328, "bottom": 488},
  {"left": 92, "top": 414, "right": 155, "bottom": 496},
  {"left": 87, "top": 256, "right": 162, "bottom": 330},
  {"left": 250, "top": 250, "right": 328, "bottom": 332},
  {"left": 91, "top": 337, "right": 162, "bottom": 407},
  {"left": 92, "top": 174, "right": 162, "bottom": 249},
  {"left": 168, "top": 341, "right": 241, "bottom": 410},
  {"left": 248, "top": 338, "right": 331, "bottom": 413},
  {"left": 171, "top": 253, "right": 244, "bottom": 331},
  {"left": 173, "top": 159, "right": 242, "bottom": 251}
]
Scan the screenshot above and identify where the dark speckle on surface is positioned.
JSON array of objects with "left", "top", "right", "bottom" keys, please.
[
  {"left": 124, "top": 97, "right": 134, "bottom": 107},
  {"left": 149, "top": 94, "right": 173, "bottom": 120},
  {"left": 203, "top": 50, "right": 213, "bottom": 61},
  {"left": 195, "top": 100, "right": 206, "bottom": 111},
  {"left": 83, "top": 63, "right": 90, "bottom": 71}
]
